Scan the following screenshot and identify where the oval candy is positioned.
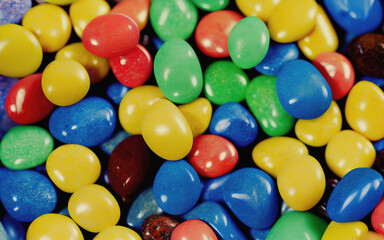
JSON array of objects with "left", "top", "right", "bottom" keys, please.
[
  {"left": 106, "top": 82, "right": 130, "bottom": 105},
  {"left": 171, "top": 219, "right": 218, "bottom": 240},
  {"left": 1, "top": 213, "right": 26, "bottom": 240},
  {"left": 372, "top": 198, "right": 384, "bottom": 234},
  {"left": 235, "top": 0, "right": 281, "bottom": 22},
  {"left": 110, "top": 0, "right": 150, "bottom": 31},
  {"left": 321, "top": 221, "right": 368, "bottom": 240},
  {"left": 192, "top": 0, "right": 229, "bottom": 12},
  {"left": 141, "top": 215, "right": 179, "bottom": 240},
  {"left": 94, "top": 226, "right": 141, "bottom": 240}
]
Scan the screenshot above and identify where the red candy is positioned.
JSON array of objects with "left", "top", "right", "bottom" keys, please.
[
  {"left": 372, "top": 198, "right": 384, "bottom": 234},
  {"left": 108, "top": 135, "right": 150, "bottom": 203},
  {"left": 195, "top": 10, "right": 243, "bottom": 58},
  {"left": 312, "top": 51, "right": 355, "bottom": 100},
  {"left": 171, "top": 219, "right": 218, "bottom": 240},
  {"left": 187, "top": 134, "right": 238, "bottom": 178},
  {"left": 141, "top": 214, "right": 179, "bottom": 240},
  {"left": 82, "top": 13, "right": 140, "bottom": 58},
  {"left": 5, "top": 73, "right": 55, "bottom": 124},
  {"left": 109, "top": 44, "right": 153, "bottom": 88},
  {"left": 110, "top": 0, "right": 151, "bottom": 31}
]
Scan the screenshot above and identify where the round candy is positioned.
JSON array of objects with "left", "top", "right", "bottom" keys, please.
[
  {"left": 0, "top": 0, "right": 32, "bottom": 25},
  {"left": 5, "top": 73, "right": 55, "bottom": 124},
  {"left": 46, "top": 144, "right": 101, "bottom": 193},
  {"left": 235, "top": 0, "right": 281, "bottom": 22},
  {"left": 178, "top": 98, "right": 212, "bottom": 137},
  {"left": 0, "top": 24, "right": 42, "bottom": 78},
  {"left": 69, "top": 0, "right": 110, "bottom": 38},
  {"left": 82, "top": 13, "right": 140, "bottom": 58},
  {"left": 26, "top": 214, "right": 83, "bottom": 240},
  {"left": 192, "top": 0, "right": 229, "bottom": 11},
  {"left": 171, "top": 219, "right": 217, "bottom": 240},
  {"left": 322, "top": 221, "right": 368, "bottom": 240},
  {"left": 110, "top": 0, "right": 150, "bottom": 31},
  {"left": 94, "top": 226, "right": 141, "bottom": 240},
  {"left": 68, "top": 184, "right": 120, "bottom": 233},
  {"left": 228, "top": 16, "right": 269, "bottom": 69},
  {"left": 55, "top": 42, "right": 110, "bottom": 84},
  {"left": 42, "top": 59, "right": 90, "bottom": 106},
  {"left": 0, "top": 125, "right": 54, "bottom": 170},
  {"left": 141, "top": 215, "right": 179, "bottom": 240}
]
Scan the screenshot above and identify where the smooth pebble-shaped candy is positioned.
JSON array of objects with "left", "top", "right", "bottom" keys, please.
[
  {"left": 141, "top": 99, "right": 193, "bottom": 160},
  {"left": 154, "top": 39, "right": 203, "bottom": 104},
  {"left": 126, "top": 188, "right": 163, "bottom": 231},
  {"left": 200, "top": 174, "right": 230, "bottom": 202},
  {"left": 0, "top": 0, "right": 32, "bottom": 25},
  {"left": 183, "top": 201, "right": 247, "bottom": 240},
  {"left": 0, "top": 222, "right": 8, "bottom": 240},
  {"left": 0, "top": 125, "right": 53, "bottom": 170},
  {"left": 325, "top": 130, "right": 376, "bottom": 178},
  {"left": 223, "top": 168, "right": 279, "bottom": 229},
  {"left": 266, "top": 211, "right": 327, "bottom": 240},
  {"left": 106, "top": 82, "right": 130, "bottom": 105},
  {"left": 276, "top": 59, "right": 332, "bottom": 119},
  {"left": 26, "top": 214, "right": 83, "bottom": 240},
  {"left": 100, "top": 130, "right": 131, "bottom": 155},
  {"left": 250, "top": 228, "right": 270, "bottom": 240},
  {"left": 187, "top": 134, "right": 238, "bottom": 178},
  {"left": 46, "top": 144, "right": 101, "bottom": 193},
  {"left": 150, "top": 0, "right": 198, "bottom": 41},
  {"left": 153, "top": 160, "right": 201, "bottom": 215},
  {"left": 171, "top": 219, "right": 218, "bottom": 240},
  {"left": 359, "top": 231, "right": 384, "bottom": 240},
  {"left": 49, "top": 96, "right": 116, "bottom": 147},
  {"left": 255, "top": 42, "right": 299, "bottom": 76},
  {"left": 246, "top": 75, "right": 295, "bottom": 136},
  {"left": 235, "top": 0, "right": 281, "bottom": 22},
  {"left": 360, "top": 76, "right": 384, "bottom": 88},
  {"left": 5, "top": 73, "right": 55, "bottom": 124},
  {"left": 321, "top": 221, "right": 368, "bottom": 240},
  {"left": 94, "top": 226, "right": 141, "bottom": 240},
  {"left": 277, "top": 155, "right": 326, "bottom": 211},
  {"left": 0, "top": 77, "right": 19, "bottom": 138},
  {"left": 192, "top": 0, "right": 229, "bottom": 12},
  {"left": 0, "top": 170, "right": 57, "bottom": 222},
  {"left": 178, "top": 98, "right": 212, "bottom": 137},
  {"left": 141, "top": 214, "right": 179, "bottom": 240},
  {"left": 268, "top": 0, "right": 318, "bottom": 43},
  {"left": 295, "top": 101, "right": 342, "bottom": 147},
  {"left": 327, "top": 168, "right": 384, "bottom": 222},
  {"left": 209, "top": 102, "right": 258, "bottom": 147},
  {"left": 372, "top": 198, "right": 384, "bottom": 234},
  {"left": 45, "top": 0, "right": 76, "bottom": 5},
  {"left": 110, "top": 0, "right": 150, "bottom": 31},
  {"left": 228, "top": 16, "right": 269, "bottom": 69},
  {"left": 68, "top": 184, "right": 120, "bottom": 233},
  {"left": 345, "top": 81, "right": 384, "bottom": 141},
  {"left": 1, "top": 214, "right": 26, "bottom": 240}
]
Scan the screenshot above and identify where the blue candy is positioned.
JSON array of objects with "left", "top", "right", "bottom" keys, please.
[
  {"left": 223, "top": 168, "right": 279, "bottom": 229},
  {"left": 209, "top": 102, "right": 258, "bottom": 147},
  {"left": 100, "top": 130, "right": 131, "bottom": 155},
  {"left": 0, "top": 170, "right": 57, "bottom": 223},
  {"left": 49, "top": 96, "right": 116, "bottom": 147},
  {"left": 106, "top": 81, "right": 130, "bottom": 105},
  {"left": 153, "top": 160, "right": 201, "bottom": 215},
  {"left": 250, "top": 228, "right": 271, "bottom": 240},
  {"left": 153, "top": 37, "right": 164, "bottom": 50},
  {"left": 255, "top": 42, "right": 299, "bottom": 76},
  {"left": 374, "top": 138, "right": 384, "bottom": 153},
  {"left": 200, "top": 173, "right": 230, "bottom": 202},
  {"left": 360, "top": 76, "right": 384, "bottom": 88},
  {"left": 324, "top": 0, "right": 383, "bottom": 35},
  {"left": 58, "top": 207, "right": 70, "bottom": 217},
  {"left": 0, "top": 77, "right": 19, "bottom": 139},
  {"left": 126, "top": 187, "right": 163, "bottom": 231},
  {"left": 327, "top": 168, "right": 384, "bottom": 222},
  {"left": 276, "top": 59, "right": 332, "bottom": 119},
  {"left": 0, "top": 0, "right": 32, "bottom": 25},
  {"left": 182, "top": 201, "right": 247, "bottom": 240},
  {"left": 1, "top": 214, "right": 25, "bottom": 240},
  {"left": 0, "top": 222, "right": 8, "bottom": 240}
]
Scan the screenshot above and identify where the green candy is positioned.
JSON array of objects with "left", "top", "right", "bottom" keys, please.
[
  {"left": 266, "top": 211, "right": 328, "bottom": 240},
  {"left": 0, "top": 125, "right": 54, "bottom": 170},
  {"left": 246, "top": 75, "right": 295, "bottom": 136},
  {"left": 204, "top": 60, "right": 249, "bottom": 105},
  {"left": 228, "top": 16, "right": 270, "bottom": 69},
  {"left": 154, "top": 39, "right": 203, "bottom": 104},
  {"left": 150, "top": 0, "right": 198, "bottom": 41},
  {"left": 192, "top": 0, "right": 230, "bottom": 11}
]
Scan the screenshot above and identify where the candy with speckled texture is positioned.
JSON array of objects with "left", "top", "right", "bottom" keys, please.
[
  {"left": 141, "top": 214, "right": 179, "bottom": 240},
  {"left": 0, "top": 0, "right": 32, "bottom": 25}
]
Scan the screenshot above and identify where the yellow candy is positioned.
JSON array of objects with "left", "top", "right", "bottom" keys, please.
[
  {"left": 141, "top": 99, "right": 193, "bottom": 161},
  {"left": 252, "top": 137, "right": 308, "bottom": 178},
  {"left": 56, "top": 42, "right": 110, "bottom": 84},
  {"left": 359, "top": 231, "right": 384, "bottom": 240},
  {"left": 42, "top": 59, "right": 90, "bottom": 106},
  {"left": 268, "top": 0, "right": 318, "bottom": 43},
  {"left": 94, "top": 226, "right": 142, "bottom": 240},
  {"left": 298, "top": 5, "right": 338, "bottom": 60},
  {"left": 321, "top": 221, "right": 368, "bottom": 240},
  {"left": 22, "top": 4, "right": 72, "bottom": 53},
  {"left": 26, "top": 214, "right": 84, "bottom": 240},
  {"left": 277, "top": 154, "right": 325, "bottom": 211},
  {"left": 46, "top": 144, "right": 101, "bottom": 193},
  {"left": 0, "top": 24, "right": 42, "bottom": 78},
  {"left": 325, "top": 130, "right": 376, "bottom": 178},
  {"left": 235, "top": 0, "right": 281, "bottom": 22},
  {"left": 345, "top": 81, "right": 384, "bottom": 141},
  {"left": 295, "top": 101, "right": 342, "bottom": 147},
  {"left": 69, "top": 0, "right": 110, "bottom": 38},
  {"left": 119, "top": 85, "right": 165, "bottom": 135},
  {"left": 46, "top": 0, "right": 77, "bottom": 5},
  {"left": 178, "top": 98, "right": 212, "bottom": 137},
  {"left": 68, "top": 184, "right": 120, "bottom": 233}
]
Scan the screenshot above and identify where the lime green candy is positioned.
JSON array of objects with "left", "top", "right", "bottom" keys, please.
[
  {"left": 266, "top": 211, "right": 328, "bottom": 240},
  {"left": 204, "top": 60, "right": 249, "bottom": 105},
  {"left": 192, "top": 0, "right": 230, "bottom": 11},
  {"left": 0, "top": 126, "right": 54, "bottom": 170},
  {"left": 150, "top": 0, "right": 198, "bottom": 41},
  {"left": 154, "top": 39, "right": 203, "bottom": 104},
  {"left": 246, "top": 75, "right": 295, "bottom": 136},
  {"left": 228, "top": 16, "right": 270, "bottom": 69}
]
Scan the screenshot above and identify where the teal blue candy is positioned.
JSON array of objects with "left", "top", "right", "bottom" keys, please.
[{"left": 0, "top": 222, "right": 8, "bottom": 240}]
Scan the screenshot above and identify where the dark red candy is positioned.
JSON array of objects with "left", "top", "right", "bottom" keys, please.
[
  {"left": 108, "top": 135, "right": 150, "bottom": 203},
  {"left": 5, "top": 73, "right": 55, "bottom": 124},
  {"left": 109, "top": 44, "right": 153, "bottom": 88},
  {"left": 141, "top": 214, "right": 180, "bottom": 240},
  {"left": 346, "top": 33, "right": 384, "bottom": 78},
  {"left": 82, "top": 13, "right": 140, "bottom": 58}
]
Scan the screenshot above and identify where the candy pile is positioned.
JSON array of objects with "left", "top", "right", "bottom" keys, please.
[{"left": 0, "top": 0, "right": 384, "bottom": 239}]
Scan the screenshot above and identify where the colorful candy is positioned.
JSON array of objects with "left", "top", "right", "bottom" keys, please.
[
  {"left": 94, "top": 225, "right": 142, "bottom": 240},
  {"left": 171, "top": 219, "right": 218, "bottom": 240},
  {"left": 110, "top": 0, "right": 150, "bottom": 31}
]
